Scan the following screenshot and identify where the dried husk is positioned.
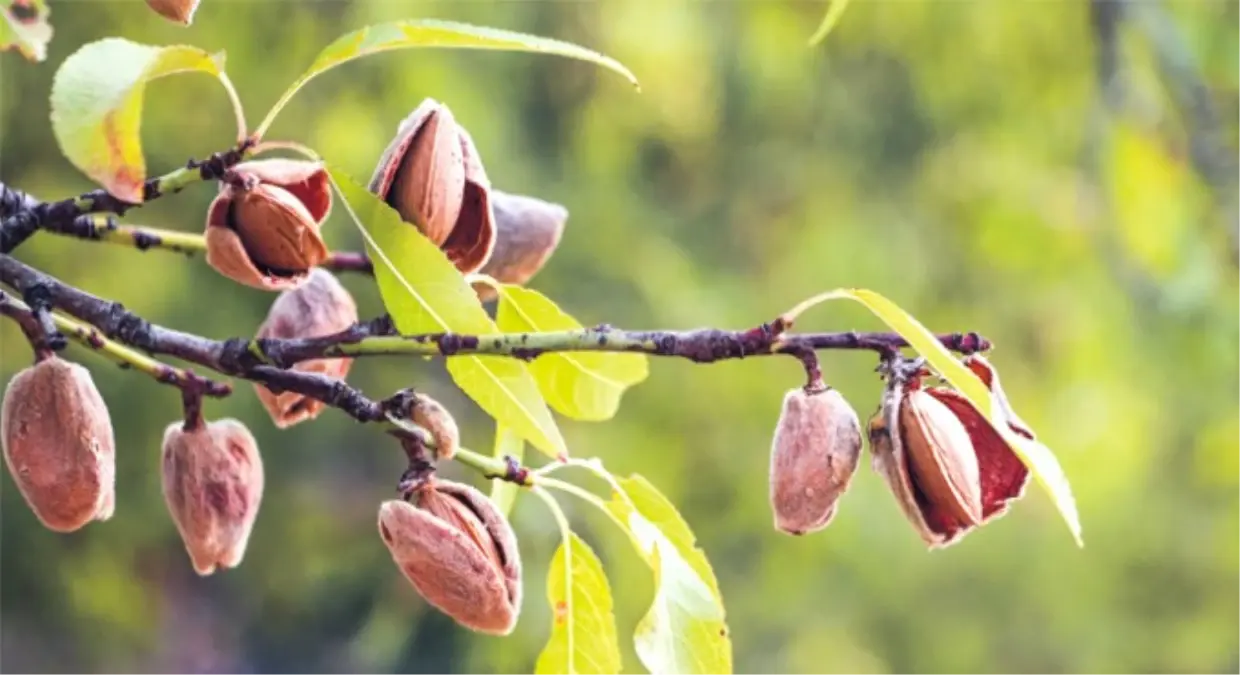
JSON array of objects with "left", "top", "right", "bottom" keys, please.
[{"left": 1, "top": 357, "right": 115, "bottom": 533}]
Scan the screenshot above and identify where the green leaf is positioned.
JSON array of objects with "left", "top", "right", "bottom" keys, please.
[
  {"left": 258, "top": 19, "right": 639, "bottom": 138},
  {"left": 807, "top": 0, "right": 853, "bottom": 46},
  {"left": 327, "top": 166, "right": 567, "bottom": 459},
  {"left": 792, "top": 288, "right": 1083, "bottom": 547},
  {"left": 535, "top": 533, "right": 622, "bottom": 675},
  {"left": 496, "top": 285, "right": 649, "bottom": 421},
  {"left": 49, "top": 39, "right": 224, "bottom": 202},
  {"left": 488, "top": 424, "right": 525, "bottom": 518},
  {"left": 1, "top": 0, "right": 52, "bottom": 62},
  {"left": 606, "top": 475, "right": 732, "bottom": 675}
]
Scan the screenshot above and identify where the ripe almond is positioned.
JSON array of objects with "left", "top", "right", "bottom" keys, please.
[
  {"left": 899, "top": 389, "right": 983, "bottom": 527},
  {"left": 369, "top": 99, "right": 497, "bottom": 275},
  {"left": 204, "top": 160, "right": 332, "bottom": 291},
  {"left": 378, "top": 480, "right": 521, "bottom": 635}
]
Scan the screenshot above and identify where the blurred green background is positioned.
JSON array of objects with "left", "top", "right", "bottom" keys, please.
[{"left": 2, "top": 1, "right": 1237, "bottom": 673}]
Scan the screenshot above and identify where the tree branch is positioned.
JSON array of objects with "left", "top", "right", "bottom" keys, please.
[
  {"left": 0, "top": 141, "right": 252, "bottom": 254},
  {"left": 0, "top": 251, "right": 988, "bottom": 385},
  {"left": 0, "top": 291, "right": 231, "bottom": 397}
]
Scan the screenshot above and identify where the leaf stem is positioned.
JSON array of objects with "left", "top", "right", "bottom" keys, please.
[{"left": 215, "top": 71, "right": 249, "bottom": 145}]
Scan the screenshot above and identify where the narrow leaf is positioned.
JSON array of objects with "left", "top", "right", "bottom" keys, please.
[
  {"left": 258, "top": 19, "right": 639, "bottom": 137},
  {"left": 1, "top": 0, "right": 51, "bottom": 62},
  {"left": 535, "top": 533, "right": 622, "bottom": 675},
  {"left": 327, "top": 166, "right": 567, "bottom": 459},
  {"left": 808, "top": 0, "right": 853, "bottom": 46},
  {"left": 605, "top": 474, "right": 732, "bottom": 675},
  {"left": 49, "top": 39, "right": 225, "bottom": 202},
  {"left": 791, "top": 288, "right": 1083, "bottom": 546},
  {"left": 496, "top": 285, "right": 649, "bottom": 421}
]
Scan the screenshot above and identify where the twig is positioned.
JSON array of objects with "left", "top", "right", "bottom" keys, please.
[
  {"left": 0, "top": 141, "right": 252, "bottom": 254},
  {"left": 0, "top": 292, "right": 230, "bottom": 397}
]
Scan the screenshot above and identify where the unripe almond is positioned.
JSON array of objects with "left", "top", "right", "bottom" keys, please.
[
  {"left": 378, "top": 480, "right": 521, "bottom": 635},
  {"left": 253, "top": 269, "right": 358, "bottom": 428},
  {"left": 1, "top": 357, "right": 115, "bottom": 533},
  {"left": 769, "top": 387, "right": 862, "bottom": 535},
  {"left": 161, "top": 419, "right": 264, "bottom": 575},
  {"left": 899, "top": 389, "right": 983, "bottom": 527}
]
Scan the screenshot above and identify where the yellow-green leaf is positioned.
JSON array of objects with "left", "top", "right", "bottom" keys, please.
[
  {"left": 787, "top": 288, "right": 1083, "bottom": 547},
  {"left": 1, "top": 0, "right": 51, "bottom": 62},
  {"left": 50, "top": 39, "right": 225, "bottom": 202},
  {"left": 807, "top": 0, "right": 853, "bottom": 46},
  {"left": 496, "top": 285, "right": 649, "bottom": 421},
  {"left": 258, "top": 19, "right": 639, "bottom": 137},
  {"left": 535, "top": 533, "right": 622, "bottom": 675},
  {"left": 488, "top": 424, "right": 525, "bottom": 518},
  {"left": 327, "top": 166, "right": 567, "bottom": 459},
  {"left": 606, "top": 475, "right": 732, "bottom": 675}
]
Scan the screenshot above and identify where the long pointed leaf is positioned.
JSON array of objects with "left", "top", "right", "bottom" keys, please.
[{"left": 258, "top": 19, "right": 638, "bottom": 137}]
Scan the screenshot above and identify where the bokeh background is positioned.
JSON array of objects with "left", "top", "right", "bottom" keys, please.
[{"left": 2, "top": 1, "right": 1237, "bottom": 673}]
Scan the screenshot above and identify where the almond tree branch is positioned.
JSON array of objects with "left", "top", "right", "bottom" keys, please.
[
  {"left": 0, "top": 141, "right": 253, "bottom": 254},
  {"left": 0, "top": 252, "right": 988, "bottom": 382},
  {"left": 0, "top": 291, "right": 231, "bottom": 397}
]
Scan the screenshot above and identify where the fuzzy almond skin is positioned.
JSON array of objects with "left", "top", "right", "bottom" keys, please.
[
  {"left": 473, "top": 192, "right": 567, "bottom": 301},
  {"left": 252, "top": 269, "right": 358, "bottom": 428},
  {"left": 1, "top": 358, "right": 115, "bottom": 533},
  {"left": 161, "top": 419, "right": 264, "bottom": 576},
  {"left": 900, "top": 390, "right": 984, "bottom": 528},
  {"left": 378, "top": 496, "right": 520, "bottom": 636},
  {"left": 769, "top": 387, "right": 862, "bottom": 536},
  {"left": 421, "top": 480, "right": 522, "bottom": 609}
]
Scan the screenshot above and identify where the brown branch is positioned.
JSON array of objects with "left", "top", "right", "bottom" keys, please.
[{"left": 0, "top": 141, "right": 252, "bottom": 254}]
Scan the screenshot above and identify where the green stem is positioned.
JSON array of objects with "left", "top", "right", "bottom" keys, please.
[{"left": 49, "top": 312, "right": 230, "bottom": 396}]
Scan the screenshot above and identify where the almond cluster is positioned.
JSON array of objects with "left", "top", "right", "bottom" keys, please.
[{"left": 769, "top": 354, "right": 1033, "bottom": 548}]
